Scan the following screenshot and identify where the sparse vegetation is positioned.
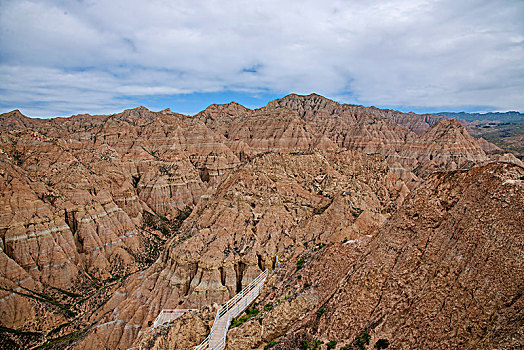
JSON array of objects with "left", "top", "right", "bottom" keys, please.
[
  {"left": 264, "top": 303, "right": 274, "bottom": 311},
  {"left": 353, "top": 330, "right": 371, "bottom": 350},
  {"left": 469, "top": 122, "right": 524, "bottom": 160},
  {"left": 142, "top": 206, "right": 191, "bottom": 238},
  {"left": 131, "top": 174, "right": 141, "bottom": 188},
  {"left": 229, "top": 306, "right": 259, "bottom": 329},
  {"left": 265, "top": 340, "right": 279, "bottom": 349},
  {"left": 99, "top": 149, "right": 114, "bottom": 162},
  {"left": 299, "top": 339, "right": 323, "bottom": 349},
  {"left": 297, "top": 258, "right": 304, "bottom": 270},
  {"left": 38, "top": 193, "right": 59, "bottom": 206},
  {"left": 11, "top": 149, "right": 24, "bottom": 166},
  {"left": 327, "top": 340, "right": 338, "bottom": 349},
  {"left": 350, "top": 206, "right": 364, "bottom": 217},
  {"left": 314, "top": 243, "right": 326, "bottom": 251},
  {"left": 158, "top": 163, "right": 177, "bottom": 176},
  {"left": 317, "top": 307, "right": 325, "bottom": 316},
  {"left": 375, "top": 339, "right": 390, "bottom": 349}
]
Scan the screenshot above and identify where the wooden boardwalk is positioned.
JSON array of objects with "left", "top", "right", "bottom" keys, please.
[{"left": 195, "top": 269, "right": 268, "bottom": 350}]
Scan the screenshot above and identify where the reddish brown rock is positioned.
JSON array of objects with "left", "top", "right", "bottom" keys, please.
[
  {"left": 76, "top": 150, "right": 408, "bottom": 350},
  {"left": 0, "top": 94, "right": 521, "bottom": 350},
  {"left": 258, "top": 162, "right": 524, "bottom": 350}
]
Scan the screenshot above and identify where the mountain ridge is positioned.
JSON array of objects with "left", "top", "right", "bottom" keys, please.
[{"left": 0, "top": 93, "right": 522, "bottom": 349}]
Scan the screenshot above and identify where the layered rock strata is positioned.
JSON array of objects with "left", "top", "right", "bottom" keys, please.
[
  {"left": 75, "top": 150, "right": 409, "bottom": 350},
  {"left": 222, "top": 162, "right": 524, "bottom": 350}
]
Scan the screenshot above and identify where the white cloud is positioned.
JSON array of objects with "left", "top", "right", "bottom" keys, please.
[{"left": 0, "top": 0, "right": 523, "bottom": 116}]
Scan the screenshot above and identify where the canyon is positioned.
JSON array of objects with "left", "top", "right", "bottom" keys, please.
[{"left": 0, "top": 94, "right": 522, "bottom": 349}]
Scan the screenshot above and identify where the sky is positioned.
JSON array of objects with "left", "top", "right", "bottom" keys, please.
[{"left": 0, "top": 0, "right": 523, "bottom": 118}]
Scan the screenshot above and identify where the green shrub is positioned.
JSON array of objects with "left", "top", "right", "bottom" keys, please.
[
  {"left": 297, "top": 258, "right": 304, "bottom": 270},
  {"left": 327, "top": 340, "right": 338, "bottom": 349},
  {"left": 229, "top": 307, "right": 259, "bottom": 328},
  {"left": 265, "top": 340, "right": 279, "bottom": 349},
  {"left": 313, "top": 243, "right": 326, "bottom": 251},
  {"left": 303, "top": 282, "right": 311, "bottom": 289},
  {"left": 375, "top": 338, "right": 390, "bottom": 349},
  {"left": 317, "top": 308, "right": 325, "bottom": 316},
  {"left": 229, "top": 314, "right": 250, "bottom": 328},
  {"left": 299, "top": 339, "right": 323, "bottom": 349},
  {"left": 246, "top": 307, "right": 259, "bottom": 316},
  {"left": 354, "top": 330, "right": 371, "bottom": 350},
  {"left": 264, "top": 303, "right": 274, "bottom": 311}
]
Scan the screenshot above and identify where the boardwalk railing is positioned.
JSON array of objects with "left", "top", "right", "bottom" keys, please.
[
  {"left": 152, "top": 308, "right": 197, "bottom": 329},
  {"left": 195, "top": 269, "right": 269, "bottom": 350}
]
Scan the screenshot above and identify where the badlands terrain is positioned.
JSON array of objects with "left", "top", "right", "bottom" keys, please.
[{"left": 0, "top": 94, "right": 522, "bottom": 349}]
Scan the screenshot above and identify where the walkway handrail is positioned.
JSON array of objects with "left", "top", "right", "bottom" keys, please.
[
  {"left": 152, "top": 308, "right": 197, "bottom": 328},
  {"left": 195, "top": 269, "right": 268, "bottom": 350}
]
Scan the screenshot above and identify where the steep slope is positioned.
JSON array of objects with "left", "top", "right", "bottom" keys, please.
[
  {"left": 224, "top": 162, "right": 523, "bottom": 350},
  {"left": 224, "top": 108, "right": 338, "bottom": 154},
  {"left": 265, "top": 94, "right": 416, "bottom": 153},
  {"left": 395, "top": 118, "right": 489, "bottom": 177},
  {"left": 0, "top": 109, "right": 242, "bottom": 349},
  {"left": 194, "top": 102, "right": 250, "bottom": 136},
  {"left": 264, "top": 94, "right": 507, "bottom": 181},
  {"left": 0, "top": 130, "right": 147, "bottom": 348},
  {"left": 310, "top": 162, "right": 523, "bottom": 349},
  {"left": 0, "top": 95, "right": 520, "bottom": 350},
  {"left": 75, "top": 150, "right": 409, "bottom": 350},
  {"left": 266, "top": 93, "right": 446, "bottom": 135},
  {"left": 0, "top": 110, "right": 47, "bottom": 130}
]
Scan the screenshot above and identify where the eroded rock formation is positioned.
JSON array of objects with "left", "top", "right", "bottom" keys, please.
[
  {"left": 219, "top": 162, "right": 523, "bottom": 350},
  {"left": 0, "top": 94, "right": 521, "bottom": 349}
]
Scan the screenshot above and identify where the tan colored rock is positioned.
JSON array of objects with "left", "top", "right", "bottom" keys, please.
[
  {"left": 477, "top": 136, "right": 503, "bottom": 153},
  {"left": 75, "top": 150, "right": 408, "bottom": 350},
  {"left": 226, "top": 293, "right": 318, "bottom": 349},
  {"left": 0, "top": 96, "right": 520, "bottom": 349},
  {"left": 269, "top": 162, "right": 523, "bottom": 349}
]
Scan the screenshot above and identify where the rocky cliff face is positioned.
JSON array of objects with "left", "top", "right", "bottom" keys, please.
[
  {"left": 266, "top": 93, "right": 447, "bottom": 134},
  {"left": 0, "top": 94, "right": 521, "bottom": 349},
  {"left": 78, "top": 150, "right": 409, "bottom": 350},
  {"left": 221, "top": 162, "right": 523, "bottom": 350},
  {"left": 0, "top": 107, "right": 242, "bottom": 348},
  {"left": 264, "top": 94, "right": 498, "bottom": 180},
  {"left": 0, "top": 127, "right": 151, "bottom": 338}
]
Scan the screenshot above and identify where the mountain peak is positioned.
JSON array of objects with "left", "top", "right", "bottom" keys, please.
[
  {"left": 0, "top": 109, "right": 38, "bottom": 129},
  {"left": 1, "top": 109, "right": 28, "bottom": 119},
  {"left": 195, "top": 101, "right": 249, "bottom": 120},
  {"left": 423, "top": 117, "right": 468, "bottom": 137},
  {"left": 266, "top": 93, "right": 341, "bottom": 117},
  {"left": 124, "top": 106, "right": 151, "bottom": 113}
]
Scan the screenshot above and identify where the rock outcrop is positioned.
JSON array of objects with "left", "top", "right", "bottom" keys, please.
[
  {"left": 0, "top": 107, "right": 241, "bottom": 348},
  {"left": 224, "top": 162, "right": 523, "bottom": 350},
  {"left": 263, "top": 94, "right": 496, "bottom": 179},
  {"left": 77, "top": 150, "right": 409, "bottom": 350},
  {"left": 0, "top": 93, "right": 521, "bottom": 349}
]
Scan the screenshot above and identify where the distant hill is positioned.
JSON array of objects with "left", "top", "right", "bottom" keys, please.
[{"left": 437, "top": 111, "right": 524, "bottom": 123}]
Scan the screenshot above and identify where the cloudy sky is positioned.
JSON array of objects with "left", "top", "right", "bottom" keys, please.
[{"left": 1, "top": 0, "right": 523, "bottom": 117}]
